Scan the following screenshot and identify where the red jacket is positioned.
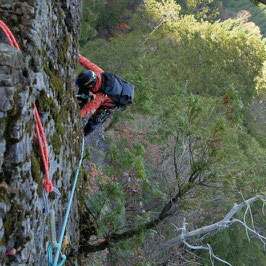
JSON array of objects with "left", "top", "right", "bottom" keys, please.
[{"left": 78, "top": 54, "right": 115, "bottom": 118}]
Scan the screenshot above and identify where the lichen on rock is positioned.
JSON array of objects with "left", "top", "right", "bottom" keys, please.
[{"left": 0, "top": 0, "right": 83, "bottom": 264}]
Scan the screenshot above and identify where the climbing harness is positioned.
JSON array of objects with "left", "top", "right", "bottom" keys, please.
[
  {"left": 94, "top": 108, "right": 113, "bottom": 124},
  {"left": 2, "top": 21, "right": 85, "bottom": 266}
]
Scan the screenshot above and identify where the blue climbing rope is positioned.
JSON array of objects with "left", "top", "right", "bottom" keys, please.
[
  {"left": 48, "top": 244, "right": 66, "bottom": 266},
  {"left": 52, "top": 138, "right": 85, "bottom": 266}
]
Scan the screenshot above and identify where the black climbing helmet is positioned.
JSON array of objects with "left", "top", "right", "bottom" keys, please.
[{"left": 76, "top": 70, "right": 97, "bottom": 89}]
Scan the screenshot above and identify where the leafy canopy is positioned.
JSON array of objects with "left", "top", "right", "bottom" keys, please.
[{"left": 79, "top": 0, "right": 266, "bottom": 263}]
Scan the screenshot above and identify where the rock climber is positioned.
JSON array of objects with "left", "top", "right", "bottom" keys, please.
[{"left": 76, "top": 54, "right": 134, "bottom": 136}]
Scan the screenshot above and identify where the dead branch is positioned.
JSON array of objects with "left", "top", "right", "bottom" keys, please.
[{"left": 156, "top": 195, "right": 264, "bottom": 257}]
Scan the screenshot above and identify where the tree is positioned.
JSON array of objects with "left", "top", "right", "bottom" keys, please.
[
  {"left": 221, "top": 0, "right": 266, "bottom": 37},
  {"left": 177, "top": 0, "right": 220, "bottom": 21},
  {"left": 79, "top": 0, "right": 266, "bottom": 263},
  {"left": 251, "top": 0, "right": 266, "bottom": 5},
  {"left": 153, "top": 196, "right": 265, "bottom": 263}
]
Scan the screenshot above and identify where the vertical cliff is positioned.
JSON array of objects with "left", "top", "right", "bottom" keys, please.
[{"left": 0, "top": 0, "right": 82, "bottom": 264}]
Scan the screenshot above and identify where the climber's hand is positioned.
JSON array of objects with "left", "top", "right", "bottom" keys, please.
[
  {"left": 90, "top": 92, "right": 97, "bottom": 101},
  {"left": 76, "top": 93, "right": 90, "bottom": 108}
]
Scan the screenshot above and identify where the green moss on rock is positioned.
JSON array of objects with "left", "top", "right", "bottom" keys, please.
[
  {"left": 25, "top": 119, "right": 34, "bottom": 133},
  {"left": 3, "top": 214, "right": 13, "bottom": 236},
  {"left": 36, "top": 89, "right": 65, "bottom": 140},
  {"left": 50, "top": 75, "right": 64, "bottom": 101},
  {"left": 0, "top": 118, "right": 7, "bottom": 139},
  {"left": 0, "top": 187, "right": 7, "bottom": 202},
  {"left": 36, "top": 89, "right": 53, "bottom": 114},
  {"left": 51, "top": 133, "right": 62, "bottom": 155},
  {"left": 43, "top": 63, "right": 65, "bottom": 102},
  {"left": 31, "top": 155, "right": 41, "bottom": 184},
  {"left": 61, "top": 107, "right": 69, "bottom": 123},
  {"left": 3, "top": 93, "right": 22, "bottom": 144},
  {"left": 0, "top": 235, "right": 6, "bottom": 246}
]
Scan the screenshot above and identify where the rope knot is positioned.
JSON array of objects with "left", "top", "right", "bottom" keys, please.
[{"left": 44, "top": 180, "right": 54, "bottom": 193}]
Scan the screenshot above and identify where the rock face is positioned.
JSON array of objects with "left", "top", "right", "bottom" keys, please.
[{"left": 0, "top": 0, "right": 82, "bottom": 265}]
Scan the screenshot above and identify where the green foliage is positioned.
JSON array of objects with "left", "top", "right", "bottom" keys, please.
[
  {"left": 173, "top": 18, "right": 264, "bottom": 103},
  {"left": 80, "top": 3, "right": 265, "bottom": 109},
  {"left": 256, "top": 61, "right": 266, "bottom": 96},
  {"left": 112, "top": 236, "right": 148, "bottom": 264},
  {"left": 80, "top": 0, "right": 138, "bottom": 43},
  {"left": 143, "top": 0, "right": 181, "bottom": 23},
  {"left": 142, "top": 179, "right": 168, "bottom": 200},
  {"left": 134, "top": 143, "right": 146, "bottom": 156},
  {"left": 99, "top": 0, "right": 133, "bottom": 30},
  {"left": 126, "top": 69, "right": 155, "bottom": 115},
  {"left": 249, "top": 0, "right": 260, "bottom": 5},
  {"left": 178, "top": 0, "right": 220, "bottom": 21},
  {"left": 79, "top": 0, "right": 266, "bottom": 262},
  {"left": 85, "top": 165, "right": 126, "bottom": 236},
  {"left": 107, "top": 140, "right": 147, "bottom": 179},
  {"left": 135, "top": 155, "right": 146, "bottom": 179},
  {"left": 222, "top": 0, "right": 266, "bottom": 37},
  {"left": 91, "top": 0, "right": 121, "bottom": 31},
  {"left": 82, "top": 137, "right": 167, "bottom": 256},
  {"left": 80, "top": 0, "right": 99, "bottom": 45},
  {"left": 122, "top": 148, "right": 135, "bottom": 169}
]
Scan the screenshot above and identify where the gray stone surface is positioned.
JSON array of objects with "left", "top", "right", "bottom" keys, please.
[
  {"left": 0, "top": 140, "right": 6, "bottom": 169},
  {"left": 0, "top": 0, "right": 83, "bottom": 265}
]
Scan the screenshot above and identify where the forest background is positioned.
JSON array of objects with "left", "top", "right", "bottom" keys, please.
[{"left": 77, "top": 0, "right": 266, "bottom": 265}]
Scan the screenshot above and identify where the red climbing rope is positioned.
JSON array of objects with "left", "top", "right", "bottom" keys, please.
[
  {"left": 0, "top": 20, "right": 20, "bottom": 50},
  {"left": 0, "top": 20, "right": 54, "bottom": 193},
  {"left": 34, "top": 104, "right": 54, "bottom": 192}
]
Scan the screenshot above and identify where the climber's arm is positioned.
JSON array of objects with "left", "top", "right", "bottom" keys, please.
[
  {"left": 79, "top": 54, "right": 104, "bottom": 75},
  {"left": 80, "top": 93, "right": 106, "bottom": 118}
]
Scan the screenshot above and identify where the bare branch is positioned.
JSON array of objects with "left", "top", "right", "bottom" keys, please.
[
  {"left": 181, "top": 240, "right": 232, "bottom": 265},
  {"left": 154, "top": 194, "right": 265, "bottom": 265},
  {"left": 182, "top": 240, "right": 208, "bottom": 251},
  {"left": 156, "top": 195, "right": 264, "bottom": 255},
  {"left": 207, "top": 244, "right": 232, "bottom": 266},
  {"left": 142, "top": 19, "right": 166, "bottom": 45},
  {"left": 239, "top": 192, "right": 256, "bottom": 242},
  {"left": 231, "top": 219, "right": 266, "bottom": 243},
  {"left": 260, "top": 197, "right": 266, "bottom": 215}
]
